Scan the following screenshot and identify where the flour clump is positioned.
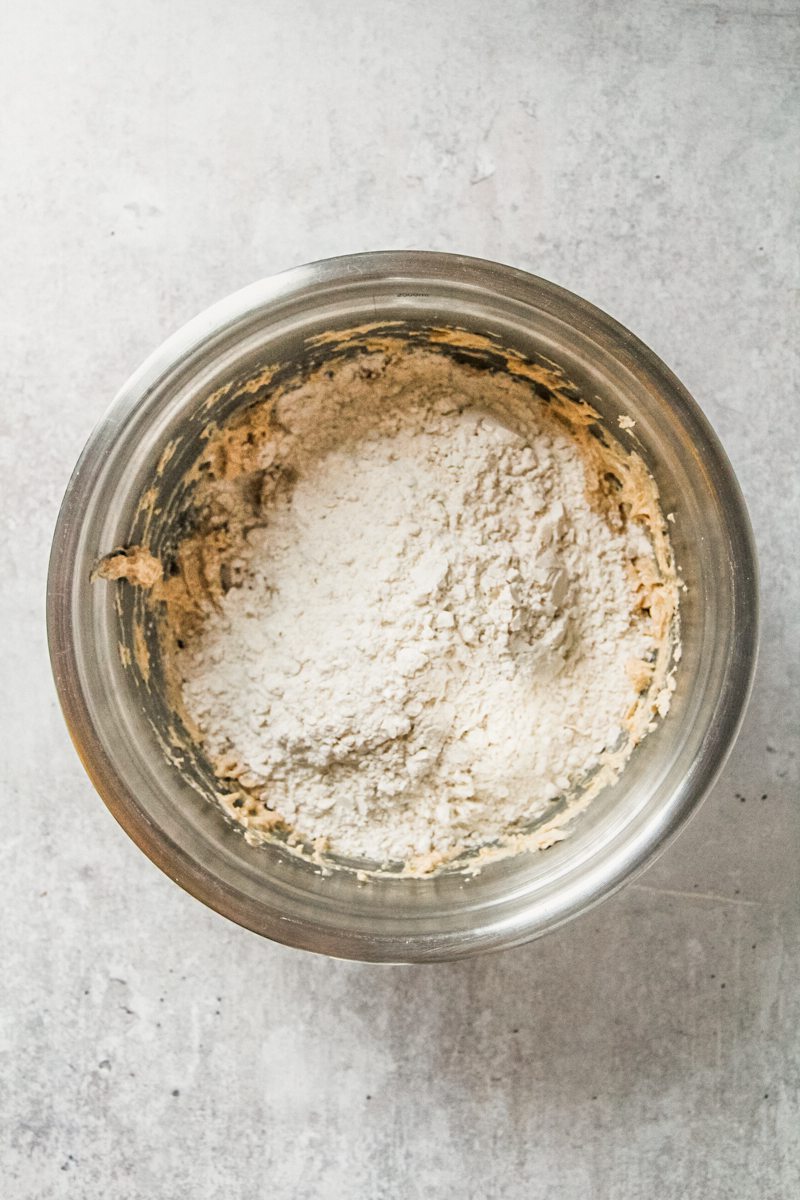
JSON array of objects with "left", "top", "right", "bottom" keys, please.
[{"left": 172, "top": 347, "right": 676, "bottom": 870}]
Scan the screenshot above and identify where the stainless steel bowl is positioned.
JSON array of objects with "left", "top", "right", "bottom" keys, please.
[{"left": 47, "top": 251, "right": 758, "bottom": 962}]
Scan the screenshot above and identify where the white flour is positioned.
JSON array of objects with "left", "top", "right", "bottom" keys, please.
[{"left": 177, "top": 375, "right": 660, "bottom": 867}]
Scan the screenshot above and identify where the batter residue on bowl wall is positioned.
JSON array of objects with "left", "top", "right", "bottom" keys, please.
[{"left": 96, "top": 330, "right": 679, "bottom": 876}]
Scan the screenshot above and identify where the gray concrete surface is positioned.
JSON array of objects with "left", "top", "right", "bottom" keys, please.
[{"left": 2, "top": 1, "right": 798, "bottom": 1196}]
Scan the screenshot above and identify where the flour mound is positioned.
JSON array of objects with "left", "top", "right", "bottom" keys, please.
[{"left": 178, "top": 389, "right": 659, "bottom": 867}]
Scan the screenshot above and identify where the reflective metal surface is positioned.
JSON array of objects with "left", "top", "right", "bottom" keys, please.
[{"left": 46, "top": 252, "right": 758, "bottom": 962}]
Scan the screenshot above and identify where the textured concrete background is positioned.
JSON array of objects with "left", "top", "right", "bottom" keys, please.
[{"left": 1, "top": 1, "right": 798, "bottom": 1196}]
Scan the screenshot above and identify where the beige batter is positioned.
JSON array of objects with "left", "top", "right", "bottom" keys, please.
[{"left": 96, "top": 330, "right": 679, "bottom": 875}]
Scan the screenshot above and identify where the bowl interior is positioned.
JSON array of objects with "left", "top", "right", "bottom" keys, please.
[{"left": 48, "top": 255, "right": 757, "bottom": 961}]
